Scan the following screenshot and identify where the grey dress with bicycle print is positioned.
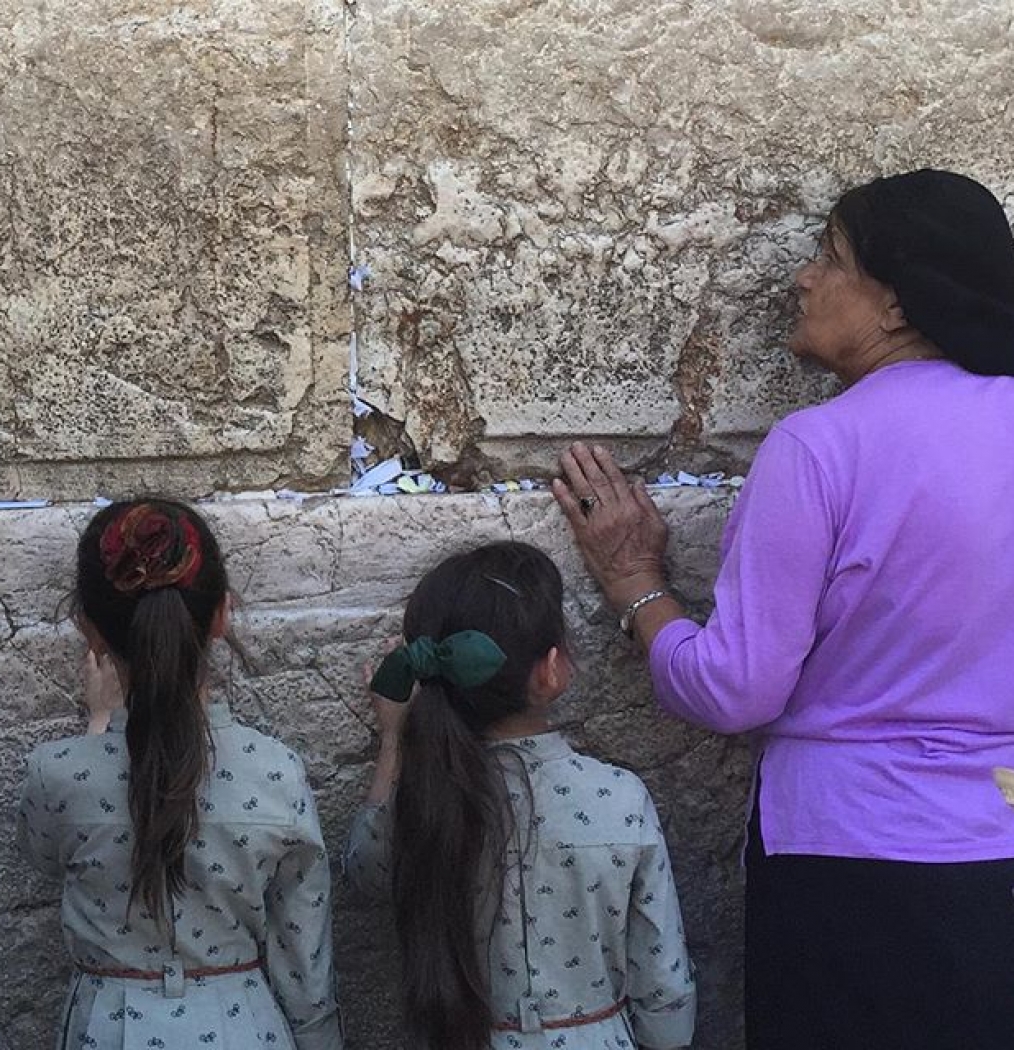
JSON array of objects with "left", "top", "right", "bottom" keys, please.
[
  {"left": 17, "top": 703, "right": 342, "bottom": 1050},
  {"left": 345, "top": 731, "right": 696, "bottom": 1049}
]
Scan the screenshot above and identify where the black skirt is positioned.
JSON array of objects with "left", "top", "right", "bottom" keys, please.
[{"left": 745, "top": 796, "right": 1014, "bottom": 1050}]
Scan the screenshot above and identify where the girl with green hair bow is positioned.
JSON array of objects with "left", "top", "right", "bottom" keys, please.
[{"left": 345, "top": 541, "right": 696, "bottom": 1050}]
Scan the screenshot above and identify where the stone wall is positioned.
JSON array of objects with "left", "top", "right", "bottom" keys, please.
[
  {"left": 0, "top": 490, "right": 747, "bottom": 1050},
  {"left": 8, "top": 0, "right": 1013, "bottom": 502},
  {"left": 350, "top": 0, "right": 1014, "bottom": 480},
  {"left": 4, "top": 0, "right": 1014, "bottom": 1047}
]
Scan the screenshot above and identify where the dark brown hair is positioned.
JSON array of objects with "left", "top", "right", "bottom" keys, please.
[
  {"left": 392, "top": 541, "right": 566, "bottom": 1050},
  {"left": 76, "top": 498, "right": 228, "bottom": 930}
]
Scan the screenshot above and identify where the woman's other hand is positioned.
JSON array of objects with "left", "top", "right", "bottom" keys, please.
[
  {"left": 83, "top": 650, "right": 124, "bottom": 735},
  {"left": 552, "top": 443, "right": 669, "bottom": 611}
]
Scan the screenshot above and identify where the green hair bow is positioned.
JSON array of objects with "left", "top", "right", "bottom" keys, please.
[{"left": 369, "top": 630, "right": 508, "bottom": 703}]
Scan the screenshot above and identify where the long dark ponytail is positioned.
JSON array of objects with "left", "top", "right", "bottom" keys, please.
[
  {"left": 392, "top": 542, "right": 566, "bottom": 1050},
  {"left": 76, "top": 499, "right": 228, "bottom": 929}
]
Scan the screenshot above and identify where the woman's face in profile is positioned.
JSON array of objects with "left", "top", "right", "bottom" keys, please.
[{"left": 788, "top": 226, "right": 895, "bottom": 380}]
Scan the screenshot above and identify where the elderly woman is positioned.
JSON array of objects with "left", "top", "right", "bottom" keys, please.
[{"left": 553, "top": 169, "right": 1014, "bottom": 1050}]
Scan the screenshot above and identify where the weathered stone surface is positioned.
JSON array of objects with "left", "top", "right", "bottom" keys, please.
[
  {"left": 0, "top": 0, "right": 351, "bottom": 499},
  {"left": 5, "top": 0, "right": 1014, "bottom": 498},
  {"left": 0, "top": 506, "right": 79, "bottom": 628},
  {"left": 349, "top": 0, "right": 1013, "bottom": 479},
  {"left": 0, "top": 490, "right": 745, "bottom": 1050}
]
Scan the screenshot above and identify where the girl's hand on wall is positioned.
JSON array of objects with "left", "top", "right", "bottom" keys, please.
[
  {"left": 83, "top": 650, "right": 124, "bottom": 734},
  {"left": 553, "top": 443, "right": 669, "bottom": 611}
]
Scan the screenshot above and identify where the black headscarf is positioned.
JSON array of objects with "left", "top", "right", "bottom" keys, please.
[{"left": 832, "top": 169, "right": 1014, "bottom": 376}]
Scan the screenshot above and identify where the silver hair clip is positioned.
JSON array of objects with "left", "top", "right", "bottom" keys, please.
[{"left": 483, "top": 575, "right": 522, "bottom": 597}]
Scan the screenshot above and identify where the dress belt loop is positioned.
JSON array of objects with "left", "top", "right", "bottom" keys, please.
[
  {"left": 162, "top": 958, "right": 185, "bottom": 999},
  {"left": 518, "top": 994, "right": 542, "bottom": 1033}
]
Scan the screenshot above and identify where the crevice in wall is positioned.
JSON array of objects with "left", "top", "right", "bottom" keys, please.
[
  {"left": 342, "top": 0, "right": 427, "bottom": 487},
  {"left": 0, "top": 595, "right": 17, "bottom": 643},
  {"left": 342, "top": 0, "right": 360, "bottom": 422},
  {"left": 635, "top": 306, "right": 750, "bottom": 479},
  {"left": 496, "top": 494, "right": 516, "bottom": 544},
  {"left": 671, "top": 311, "right": 721, "bottom": 452}
]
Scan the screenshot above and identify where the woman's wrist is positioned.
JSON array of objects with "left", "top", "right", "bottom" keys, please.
[
  {"left": 631, "top": 593, "right": 688, "bottom": 652},
  {"left": 605, "top": 570, "right": 669, "bottom": 613}
]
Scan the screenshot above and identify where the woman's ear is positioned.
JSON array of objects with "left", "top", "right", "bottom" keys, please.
[
  {"left": 210, "top": 594, "right": 233, "bottom": 640},
  {"left": 881, "top": 292, "right": 908, "bottom": 333}
]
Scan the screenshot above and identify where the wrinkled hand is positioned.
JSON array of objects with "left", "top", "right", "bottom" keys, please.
[
  {"left": 83, "top": 650, "right": 124, "bottom": 733},
  {"left": 552, "top": 443, "right": 669, "bottom": 611}
]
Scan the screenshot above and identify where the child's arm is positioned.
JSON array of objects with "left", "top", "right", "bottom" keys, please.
[
  {"left": 364, "top": 695, "right": 405, "bottom": 804},
  {"left": 263, "top": 755, "right": 344, "bottom": 1050},
  {"left": 16, "top": 752, "right": 62, "bottom": 878},
  {"left": 343, "top": 692, "right": 406, "bottom": 898},
  {"left": 626, "top": 791, "right": 697, "bottom": 1049}
]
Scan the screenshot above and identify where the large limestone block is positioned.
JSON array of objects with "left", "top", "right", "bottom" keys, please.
[
  {"left": 0, "top": 490, "right": 745, "bottom": 1050},
  {"left": 0, "top": 0, "right": 351, "bottom": 499},
  {"left": 349, "top": 0, "right": 1013, "bottom": 479}
]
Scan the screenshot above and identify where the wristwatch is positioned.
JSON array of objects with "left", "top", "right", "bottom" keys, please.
[{"left": 619, "top": 590, "right": 668, "bottom": 638}]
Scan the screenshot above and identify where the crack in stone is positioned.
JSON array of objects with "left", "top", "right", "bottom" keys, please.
[
  {"left": 232, "top": 530, "right": 278, "bottom": 600},
  {"left": 496, "top": 494, "right": 516, "bottom": 543},
  {"left": 671, "top": 303, "right": 721, "bottom": 450},
  {"left": 342, "top": 0, "right": 431, "bottom": 480},
  {"left": 330, "top": 683, "right": 376, "bottom": 742},
  {"left": 10, "top": 635, "right": 80, "bottom": 714},
  {"left": 0, "top": 596, "right": 17, "bottom": 643},
  {"left": 5, "top": 896, "right": 62, "bottom": 918}
]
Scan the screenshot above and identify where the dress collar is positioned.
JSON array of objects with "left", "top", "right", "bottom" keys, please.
[
  {"left": 488, "top": 730, "right": 574, "bottom": 765},
  {"left": 107, "top": 702, "right": 234, "bottom": 733}
]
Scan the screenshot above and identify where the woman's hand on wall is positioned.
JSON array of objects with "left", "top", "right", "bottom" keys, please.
[{"left": 552, "top": 443, "right": 669, "bottom": 611}]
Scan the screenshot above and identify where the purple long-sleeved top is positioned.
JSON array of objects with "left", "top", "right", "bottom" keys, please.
[{"left": 651, "top": 360, "right": 1014, "bottom": 861}]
